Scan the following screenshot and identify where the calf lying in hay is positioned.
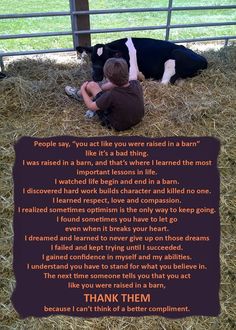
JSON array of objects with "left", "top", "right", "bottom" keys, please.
[
  {"left": 77, "top": 37, "right": 208, "bottom": 84},
  {"left": 1, "top": 46, "right": 235, "bottom": 132}
]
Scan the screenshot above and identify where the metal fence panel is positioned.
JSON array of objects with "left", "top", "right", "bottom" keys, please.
[{"left": 0, "top": 1, "right": 236, "bottom": 65}]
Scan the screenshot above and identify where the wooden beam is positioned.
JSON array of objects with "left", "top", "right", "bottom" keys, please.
[{"left": 74, "top": 0, "right": 91, "bottom": 47}]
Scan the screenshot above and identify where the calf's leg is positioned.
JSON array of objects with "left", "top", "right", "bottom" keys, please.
[{"left": 161, "top": 59, "right": 176, "bottom": 84}]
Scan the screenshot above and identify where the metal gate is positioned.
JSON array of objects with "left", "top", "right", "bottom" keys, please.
[{"left": 0, "top": 0, "right": 236, "bottom": 68}]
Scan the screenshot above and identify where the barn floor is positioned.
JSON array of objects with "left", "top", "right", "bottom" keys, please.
[{"left": 0, "top": 45, "right": 236, "bottom": 329}]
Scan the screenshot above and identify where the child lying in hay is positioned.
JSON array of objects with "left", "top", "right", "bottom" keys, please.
[{"left": 65, "top": 38, "right": 144, "bottom": 131}]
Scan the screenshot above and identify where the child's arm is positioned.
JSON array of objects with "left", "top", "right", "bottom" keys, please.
[
  {"left": 125, "top": 37, "right": 139, "bottom": 81},
  {"left": 80, "top": 82, "right": 99, "bottom": 112}
]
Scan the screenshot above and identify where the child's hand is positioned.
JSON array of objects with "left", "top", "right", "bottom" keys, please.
[{"left": 80, "top": 81, "right": 89, "bottom": 93}]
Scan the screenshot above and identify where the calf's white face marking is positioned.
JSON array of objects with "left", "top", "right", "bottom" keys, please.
[
  {"left": 161, "top": 59, "right": 176, "bottom": 84},
  {"left": 97, "top": 47, "right": 103, "bottom": 57}
]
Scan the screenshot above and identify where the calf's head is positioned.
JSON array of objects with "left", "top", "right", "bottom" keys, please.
[{"left": 77, "top": 44, "right": 122, "bottom": 81}]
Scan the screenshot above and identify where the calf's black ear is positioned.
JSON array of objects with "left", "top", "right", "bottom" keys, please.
[{"left": 76, "top": 46, "right": 93, "bottom": 54}]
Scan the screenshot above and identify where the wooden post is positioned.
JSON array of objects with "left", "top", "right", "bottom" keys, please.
[
  {"left": 74, "top": 0, "right": 91, "bottom": 47},
  {"left": 0, "top": 55, "right": 4, "bottom": 72}
]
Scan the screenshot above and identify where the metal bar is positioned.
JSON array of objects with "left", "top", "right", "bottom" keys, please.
[
  {"left": 0, "top": 5, "right": 235, "bottom": 19},
  {"left": 0, "top": 48, "right": 74, "bottom": 57},
  {"left": 171, "top": 5, "right": 236, "bottom": 11},
  {"left": 172, "top": 36, "right": 236, "bottom": 43},
  {"left": 165, "top": 0, "right": 173, "bottom": 41},
  {"left": 0, "top": 31, "right": 72, "bottom": 40},
  {"left": 74, "top": 26, "right": 167, "bottom": 35},
  {"left": 73, "top": 8, "right": 169, "bottom": 15},
  {"left": 73, "top": 5, "right": 236, "bottom": 15},
  {"left": 0, "top": 12, "right": 70, "bottom": 19},
  {"left": 169, "top": 21, "right": 236, "bottom": 29},
  {"left": 74, "top": 21, "right": 236, "bottom": 35},
  {"left": 0, "top": 27, "right": 166, "bottom": 40}
]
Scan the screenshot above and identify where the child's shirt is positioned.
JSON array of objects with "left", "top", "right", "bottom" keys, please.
[{"left": 95, "top": 80, "right": 144, "bottom": 131}]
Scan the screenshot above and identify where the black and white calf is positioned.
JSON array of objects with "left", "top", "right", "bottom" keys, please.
[{"left": 77, "top": 37, "right": 207, "bottom": 84}]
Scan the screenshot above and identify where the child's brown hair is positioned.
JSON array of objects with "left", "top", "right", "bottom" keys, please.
[{"left": 103, "top": 58, "right": 129, "bottom": 86}]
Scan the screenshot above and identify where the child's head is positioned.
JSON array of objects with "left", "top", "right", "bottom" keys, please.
[{"left": 103, "top": 58, "right": 129, "bottom": 86}]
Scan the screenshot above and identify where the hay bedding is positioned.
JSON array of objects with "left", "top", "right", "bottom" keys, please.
[{"left": 0, "top": 45, "right": 236, "bottom": 329}]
